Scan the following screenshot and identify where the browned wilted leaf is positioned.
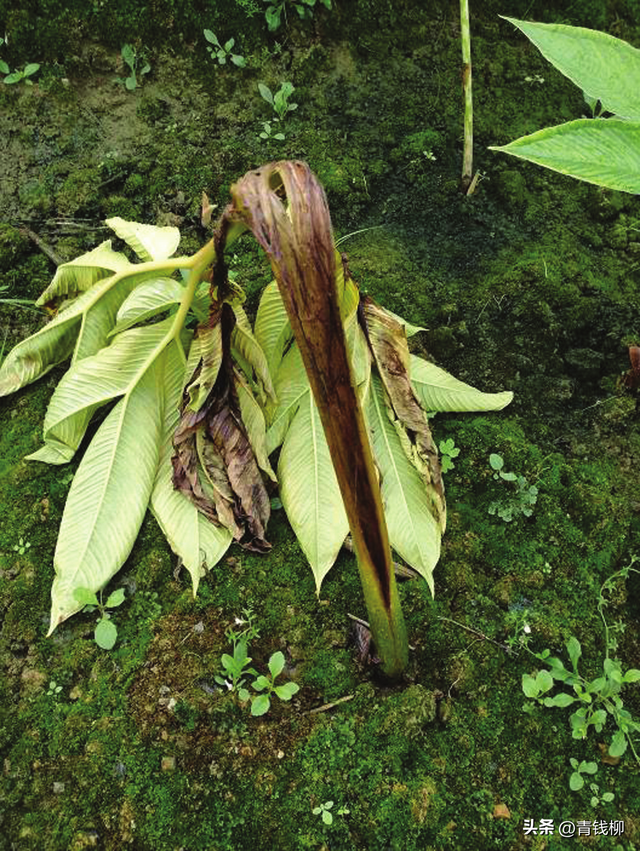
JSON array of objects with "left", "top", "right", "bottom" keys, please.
[
  {"left": 361, "top": 297, "right": 446, "bottom": 532},
  {"left": 172, "top": 303, "right": 271, "bottom": 552}
]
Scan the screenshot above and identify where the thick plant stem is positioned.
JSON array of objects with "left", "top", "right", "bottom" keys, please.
[
  {"left": 228, "top": 162, "right": 409, "bottom": 678},
  {"left": 460, "top": 0, "right": 475, "bottom": 193}
]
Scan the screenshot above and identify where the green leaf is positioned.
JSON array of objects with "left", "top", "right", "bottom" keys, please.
[
  {"left": 583, "top": 761, "right": 598, "bottom": 774},
  {"left": 125, "top": 76, "right": 137, "bottom": 91},
  {"left": 254, "top": 280, "right": 293, "bottom": 377},
  {"left": 203, "top": 29, "right": 218, "bottom": 45},
  {"left": 105, "top": 588, "right": 125, "bottom": 608},
  {"left": 522, "top": 673, "right": 540, "bottom": 698},
  {"left": 235, "top": 370, "right": 277, "bottom": 481},
  {"left": 543, "top": 693, "right": 575, "bottom": 707},
  {"left": 268, "top": 651, "right": 285, "bottom": 678},
  {"left": 322, "top": 810, "right": 333, "bottom": 825},
  {"left": 490, "top": 119, "right": 640, "bottom": 194},
  {"left": 536, "top": 669, "right": 553, "bottom": 693},
  {"left": 365, "top": 374, "right": 441, "bottom": 593},
  {"left": 94, "top": 617, "right": 118, "bottom": 650},
  {"left": 623, "top": 668, "right": 640, "bottom": 683},
  {"left": 231, "top": 55, "right": 246, "bottom": 68},
  {"left": 253, "top": 675, "right": 269, "bottom": 691},
  {"left": 28, "top": 317, "right": 175, "bottom": 464},
  {"left": 37, "top": 241, "right": 132, "bottom": 306},
  {"left": 275, "top": 682, "right": 299, "bottom": 700},
  {"left": 277, "top": 366, "right": 349, "bottom": 591},
  {"left": 238, "top": 687, "right": 250, "bottom": 702},
  {"left": 489, "top": 454, "right": 504, "bottom": 471},
  {"left": 150, "top": 339, "right": 232, "bottom": 595},
  {"left": 0, "top": 60, "right": 9, "bottom": 74},
  {"left": 23, "top": 63, "right": 40, "bottom": 78},
  {"left": 105, "top": 217, "right": 181, "bottom": 263},
  {"left": 567, "top": 636, "right": 582, "bottom": 670},
  {"left": 501, "top": 18, "right": 640, "bottom": 121},
  {"left": 110, "top": 277, "right": 186, "bottom": 335},
  {"left": 569, "top": 771, "right": 584, "bottom": 791},
  {"left": 47, "top": 348, "right": 166, "bottom": 633},
  {"left": 410, "top": 356, "right": 513, "bottom": 413},
  {"left": 251, "top": 694, "right": 271, "bottom": 716},
  {"left": 121, "top": 44, "right": 136, "bottom": 68},
  {"left": 73, "top": 587, "right": 99, "bottom": 607},
  {"left": 258, "top": 83, "right": 273, "bottom": 104},
  {"left": 230, "top": 301, "right": 275, "bottom": 402},
  {"left": 609, "top": 729, "right": 628, "bottom": 757}
]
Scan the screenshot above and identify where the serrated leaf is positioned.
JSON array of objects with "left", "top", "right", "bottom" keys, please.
[
  {"left": 94, "top": 617, "right": 118, "bottom": 650},
  {"left": 27, "top": 317, "right": 175, "bottom": 464},
  {"left": 365, "top": 375, "right": 441, "bottom": 593},
  {"left": 275, "top": 682, "right": 299, "bottom": 700},
  {"left": 110, "top": 277, "right": 185, "bottom": 335},
  {"left": 106, "top": 217, "right": 181, "bottom": 262},
  {"left": 502, "top": 17, "right": 640, "bottom": 120},
  {"left": 490, "top": 119, "right": 640, "bottom": 194},
  {"left": 410, "top": 355, "right": 513, "bottom": 413},
  {"left": 36, "top": 241, "right": 132, "bottom": 306},
  {"left": 150, "top": 338, "right": 232, "bottom": 595},
  {"left": 48, "top": 349, "right": 166, "bottom": 633},
  {"left": 251, "top": 694, "right": 271, "bottom": 716}
]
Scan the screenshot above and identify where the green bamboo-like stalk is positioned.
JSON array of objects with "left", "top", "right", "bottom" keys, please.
[
  {"left": 460, "top": 0, "right": 475, "bottom": 192},
  {"left": 228, "top": 162, "right": 408, "bottom": 678}
]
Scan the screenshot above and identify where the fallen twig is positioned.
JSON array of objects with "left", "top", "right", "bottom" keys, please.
[
  {"left": 20, "top": 227, "right": 63, "bottom": 267},
  {"left": 304, "top": 694, "right": 355, "bottom": 715}
]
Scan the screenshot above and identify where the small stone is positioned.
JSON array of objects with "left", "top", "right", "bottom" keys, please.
[
  {"left": 193, "top": 621, "right": 204, "bottom": 633},
  {"left": 161, "top": 756, "right": 176, "bottom": 771},
  {"left": 276, "top": 750, "right": 285, "bottom": 760},
  {"left": 53, "top": 781, "right": 65, "bottom": 794},
  {"left": 493, "top": 803, "right": 511, "bottom": 819}
]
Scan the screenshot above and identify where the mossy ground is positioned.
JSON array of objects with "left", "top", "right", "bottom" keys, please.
[{"left": 1, "top": 2, "right": 640, "bottom": 849}]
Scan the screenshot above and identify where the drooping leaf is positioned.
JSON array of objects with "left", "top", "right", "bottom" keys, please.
[
  {"left": 230, "top": 301, "right": 275, "bottom": 403},
  {"left": 502, "top": 17, "right": 640, "bottom": 121},
  {"left": 110, "top": 277, "right": 186, "bottom": 335},
  {"left": 150, "top": 338, "right": 231, "bottom": 594},
  {"left": 28, "top": 317, "right": 175, "bottom": 464},
  {"left": 36, "top": 241, "right": 132, "bottom": 306},
  {"left": 265, "top": 343, "right": 311, "bottom": 453},
  {"left": 235, "top": 369, "right": 277, "bottom": 481},
  {"left": 278, "top": 388, "right": 349, "bottom": 591},
  {"left": 409, "top": 355, "right": 514, "bottom": 412},
  {"left": 490, "top": 119, "right": 640, "bottom": 194},
  {"left": 365, "top": 375, "right": 442, "bottom": 594},
  {"left": 363, "top": 298, "right": 446, "bottom": 532},
  {"left": 48, "top": 349, "right": 166, "bottom": 633},
  {"left": 254, "top": 280, "right": 293, "bottom": 377},
  {"left": 105, "top": 217, "right": 181, "bottom": 262},
  {"left": 172, "top": 304, "right": 271, "bottom": 551}
]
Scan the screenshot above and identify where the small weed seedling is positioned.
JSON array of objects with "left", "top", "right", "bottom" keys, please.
[
  {"left": 47, "top": 680, "right": 63, "bottom": 697},
  {"left": 115, "top": 44, "right": 150, "bottom": 90},
  {"left": 74, "top": 587, "right": 126, "bottom": 649},
  {"left": 439, "top": 438, "right": 460, "bottom": 473},
  {"left": 258, "top": 121, "right": 285, "bottom": 141},
  {"left": 488, "top": 453, "right": 538, "bottom": 522},
  {"left": 522, "top": 557, "right": 640, "bottom": 767},
  {"left": 0, "top": 41, "right": 40, "bottom": 85},
  {"left": 250, "top": 650, "right": 300, "bottom": 716},
  {"left": 12, "top": 537, "right": 31, "bottom": 555},
  {"left": 588, "top": 782, "right": 615, "bottom": 807},
  {"left": 312, "top": 800, "right": 350, "bottom": 825},
  {"left": 264, "top": 0, "right": 332, "bottom": 32},
  {"left": 203, "top": 30, "right": 246, "bottom": 67},
  {"left": 258, "top": 81, "right": 298, "bottom": 121},
  {"left": 568, "top": 758, "right": 597, "bottom": 791}
]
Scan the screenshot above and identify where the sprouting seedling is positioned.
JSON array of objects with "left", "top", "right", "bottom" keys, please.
[
  {"left": 569, "top": 757, "right": 597, "bottom": 791},
  {"left": 250, "top": 650, "right": 299, "bottom": 716},
  {"left": 258, "top": 121, "right": 285, "bottom": 141},
  {"left": 73, "top": 587, "right": 126, "bottom": 649},
  {"left": 114, "top": 44, "right": 150, "bottom": 91},
  {"left": 258, "top": 81, "right": 298, "bottom": 122},
  {"left": 439, "top": 438, "right": 460, "bottom": 473},
  {"left": 203, "top": 30, "right": 246, "bottom": 67},
  {"left": 312, "top": 800, "right": 349, "bottom": 825},
  {"left": 12, "top": 537, "right": 31, "bottom": 555},
  {"left": 488, "top": 454, "right": 538, "bottom": 522},
  {"left": 0, "top": 39, "right": 40, "bottom": 86}
]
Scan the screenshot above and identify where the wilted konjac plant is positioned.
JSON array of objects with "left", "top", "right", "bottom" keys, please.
[{"left": 0, "top": 161, "right": 512, "bottom": 676}]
